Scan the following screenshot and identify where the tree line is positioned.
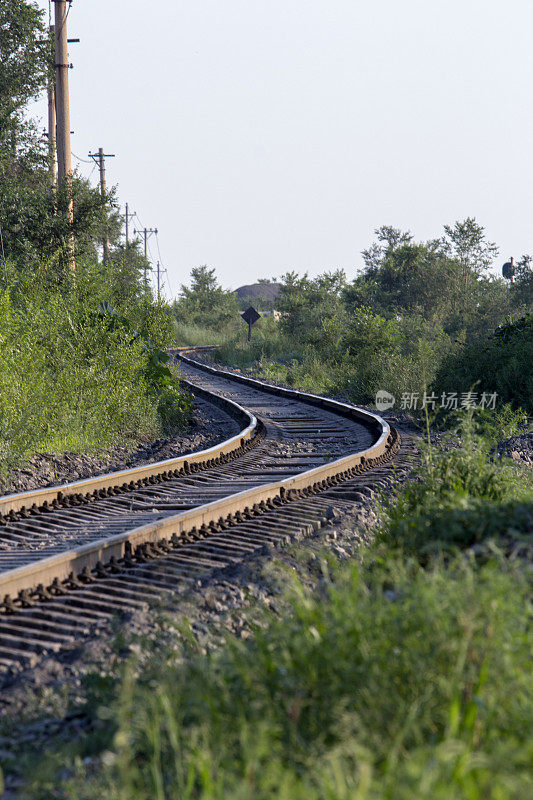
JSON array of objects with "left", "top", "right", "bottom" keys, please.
[{"left": 174, "top": 221, "right": 532, "bottom": 416}]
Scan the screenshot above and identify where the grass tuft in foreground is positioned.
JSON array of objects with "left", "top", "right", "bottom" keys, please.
[{"left": 23, "top": 547, "right": 532, "bottom": 800}]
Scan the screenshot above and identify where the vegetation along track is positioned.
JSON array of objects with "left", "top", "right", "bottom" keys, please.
[{"left": 0, "top": 347, "right": 408, "bottom": 677}]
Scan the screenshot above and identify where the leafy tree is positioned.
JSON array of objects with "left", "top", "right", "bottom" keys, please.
[
  {"left": 107, "top": 242, "right": 151, "bottom": 307},
  {"left": 511, "top": 254, "right": 533, "bottom": 309},
  {"left": 0, "top": 1, "right": 130, "bottom": 278},
  {"left": 347, "top": 240, "right": 458, "bottom": 321},
  {"left": 0, "top": 0, "right": 48, "bottom": 159},
  {"left": 278, "top": 270, "right": 347, "bottom": 350},
  {"left": 173, "top": 266, "right": 240, "bottom": 329},
  {"left": 360, "top": 225, "right": 413, "bottom": 274},
  {"left": 442, "top": 217, "right": 498, "bottom": 277},
  {"left": 441, "top": 217, "right": 499, "bottom": 313},
  {"left": 345, "top": 220, "right": 511, "bottom": 338},
  {"left": 0, "top": 175, "right": 113, "bottom": 279}
]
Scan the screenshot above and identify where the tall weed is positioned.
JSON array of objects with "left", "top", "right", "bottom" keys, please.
[
  {"left": 0, "top": 289, "right": 187, "bottom": 479},
  {"left": 380, "top": 416, "right": 533, "bottom": 557}
]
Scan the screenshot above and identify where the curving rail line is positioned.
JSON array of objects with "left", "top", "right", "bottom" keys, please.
[{"left": 0, "top": 349, "right": 408, "bottom": 675}]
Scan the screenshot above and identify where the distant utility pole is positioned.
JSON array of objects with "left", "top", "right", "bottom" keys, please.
[
  {"left": 156, "top": 261, "right": 161, "bottom": 301},
  {"left": 88, "top": 147, "right": 115, "bottom": 262},
  {"left": 47, "top": 25, "right": 57, "bottom": 186},
  {"left": 133, "top": 226, "right": 158, "bottom": 288},
  {"left": 53, "top": 0, "right": 75, "bottom": 273},
  {"left": 125, "top": 203, "right": 136, "bottom": 245}
]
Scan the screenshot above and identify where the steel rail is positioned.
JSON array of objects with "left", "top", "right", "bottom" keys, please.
[
  {"left": 0, "top": 378, "right": 258, "bottom": 520},
  {"left": 175, "top": 347, "right": 389, "bottom": 443},
  {"left": 0, "top": 349, "right": 397, "bottom": 612}
]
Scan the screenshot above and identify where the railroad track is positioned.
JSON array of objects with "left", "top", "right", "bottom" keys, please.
[{"left": 0, "top": 349, "right": 411, "bottom": 678}]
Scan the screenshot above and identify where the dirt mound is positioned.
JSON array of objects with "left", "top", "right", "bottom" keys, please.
[{"left": 234, "top": 283, "right": 281, "bottom": 302}]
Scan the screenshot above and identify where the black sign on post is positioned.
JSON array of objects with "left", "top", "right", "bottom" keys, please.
[
  {"left": 241, "top": 306, "right": 261, "bottom": 341},
  {"left": 502, "top": 257, "right": 515, "bottom": 282}
]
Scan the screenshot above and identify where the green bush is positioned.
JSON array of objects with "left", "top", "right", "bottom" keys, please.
[
  {"left": 379, "top": 418, "right": 533, "bottom": 558},
  {"left": 383, "top": 498, "right": 532, "bottom": 558},
  {"left": 0, "top": 288, "right": 190, "bottom": 479},
  {"left": 153, "top": 378, "right": 192, "bottom": 432},
  {"left": 434, "top": 315, "right": 533, "bottom": 414}
]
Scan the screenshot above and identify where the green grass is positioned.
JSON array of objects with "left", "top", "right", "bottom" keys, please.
[
  {"left": 379, "top": 417, "right": 533, "bottom": 559},
  {"left": 174, "top": 321, "right": 235, "bottom": 348},
  {"left": 23, "top": 551, "right": 533, "bottom": 800}
]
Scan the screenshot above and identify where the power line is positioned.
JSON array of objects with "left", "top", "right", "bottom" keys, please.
[
  {"left": 155, "top": 235, "right": 178, "bottom": 300},
  {"left": 165, "top": 268, "right": 175, "bottom": 299},
  {"left": 72, "top": 151, "right": 92, "bottom": 164},
  {"left": 155, "top": 231, "right": 164, "bottom": 265},
  {"left": 154, "top": 232, "right": 170, "bottom": 300},
  {"left": 70, "top": 152, "right": 97, "bottom": 182},
  {"left": 162, "top": 269, "right": 172, "bottom": 299}
]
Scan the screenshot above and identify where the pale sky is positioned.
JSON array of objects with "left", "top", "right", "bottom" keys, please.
[{"left": 32, "top": 0, "right": 532, "bottom": 297}]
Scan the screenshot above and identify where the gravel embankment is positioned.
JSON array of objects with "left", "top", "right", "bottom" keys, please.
[{"left": 496, "top": 432, "right": 533, "bottom": 465}]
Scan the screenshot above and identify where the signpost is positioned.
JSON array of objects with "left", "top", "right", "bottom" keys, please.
[{"left": 241, "top": 306, "right": 261, "bottom": 341}]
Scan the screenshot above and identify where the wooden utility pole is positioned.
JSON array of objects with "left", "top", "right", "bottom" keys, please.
[
  {"left": 47, "top": 82, "right": 56, "bottom": 184},
  {"left": 133, "top": 226, "right": 157, "bottom": 289},
  {"left": 125, "top": 203, "right": 136, "bottom": 244},
  {"left": 53, "top": 0, "right": 75, "bottom": 273},
  {"left": 47, "top": 26, "right": 57, "bottom": 186},
  {"left": 156, "top": 261, "right": 161, "bottom": 301},
  {"left": 88, "top": 148, "right": 115, "bottom": 262}
]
